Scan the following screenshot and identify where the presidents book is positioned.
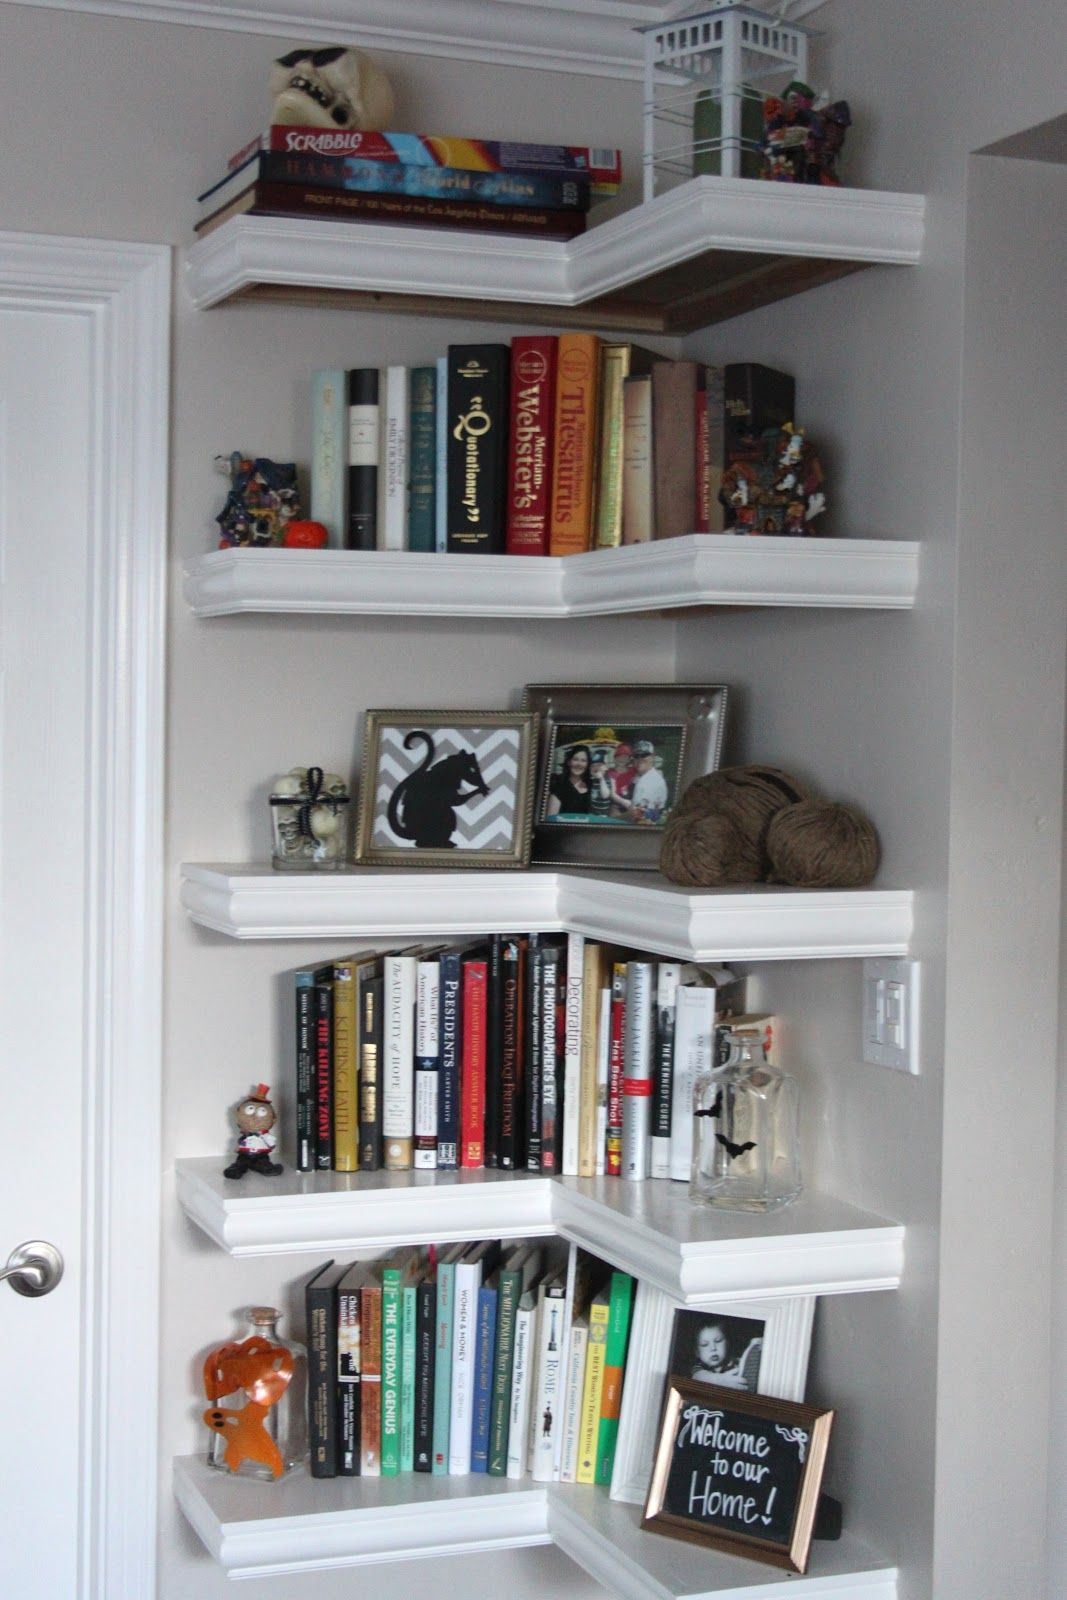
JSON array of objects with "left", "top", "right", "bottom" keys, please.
[
  {"left": 195, "top": 182, "right": 588, "bottom": 240},
  {"left": 437, "top": 947, "right": 464, "bottom": 1170},
  {"left": 446, "top": 344, "right": 510, "bottom": 554}
]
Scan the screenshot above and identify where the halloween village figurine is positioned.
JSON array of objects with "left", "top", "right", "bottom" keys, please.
[
  {"left": 761, "top": 81, "right": 851, "bottom": 186},
  {"left": 224, "top": 1084, "right": 283, "bottom": 1180},
  {"left": 215, "top": 452, "right": 301, "bottom": 548},
  {"left": 721, "top": 422, "right": 827, "bottom": 536}
]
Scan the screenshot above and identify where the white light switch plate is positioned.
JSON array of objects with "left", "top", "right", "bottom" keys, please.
[{"left": 862, "top": 958, "right": 920, "bottom": 1074}]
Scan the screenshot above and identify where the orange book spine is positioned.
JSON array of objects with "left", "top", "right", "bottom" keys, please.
[{"left": 549, "top": 333, "right": 601, "bottom": 555}]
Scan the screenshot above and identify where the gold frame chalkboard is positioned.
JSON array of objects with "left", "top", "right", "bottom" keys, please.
[{"left": 642, "top": 1378, "right": 833, "bottom": 1574}]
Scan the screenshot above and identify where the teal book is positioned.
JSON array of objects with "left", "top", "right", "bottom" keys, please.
[
  {"left": 594, "top": 1270, "right": 634, "bottom": 1485},
  {"left": 400, "top": 1282, "right": 418, "bottom": 1472},
  {"left": 408, "top": 365, "right": 437, "bottom": 552},
  {"left": 431, "top": 1243, "right": 466, "bottom": 1474}
]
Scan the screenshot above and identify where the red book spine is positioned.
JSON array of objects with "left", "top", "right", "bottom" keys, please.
[
  {"left": 506, "top": 337, "right": 558, "bottom": 554},
  {"left": 461, "top": 960, "right": 488, "bottom": 1168},
  {"left": 606, "top": 964, "right": 627, "bottom": 1177},
  {"left": 694, "top": 380, "right": 710, "bottom": 534}
]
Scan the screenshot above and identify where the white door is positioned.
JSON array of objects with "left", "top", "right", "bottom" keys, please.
[{"left": 0, "top": 237, "right": 168, "bottom": 1598}]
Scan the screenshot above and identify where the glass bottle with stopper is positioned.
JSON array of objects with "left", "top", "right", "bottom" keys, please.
[
  {"left": 690, "top": 1033, "right": 801, "bottom": 1211},
  {"left": 203, "top": 1306, "right": 307, "bottom": 1480}
]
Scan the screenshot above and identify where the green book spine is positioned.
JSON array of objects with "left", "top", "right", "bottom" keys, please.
[
  {"left": 594, "top": 1271, "right": 634, "bottom": 1485},
  {"left": 400, "top": 1283, "right": 418, "bottom": 1472},
  {"left": 381, "top": 1268, "right": 402, "bottom": 1475},
  {"left": 487, "top": 1267, "right": 522, "bottom": 1475},
  {"left": 408, "top": 365, "right": 437, "bottom": 552},
  {"left": 432, "top": 1259, "right": 458, "bottom": 1474}
]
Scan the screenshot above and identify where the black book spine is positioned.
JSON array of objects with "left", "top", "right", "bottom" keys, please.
[
  {"left": 305, "top": 1261, "right": 339, "bottom": 1479},
  {"left": 313, "top": 965, "right": 334, "bottom": 1171},
  {"left": 525, "top": 934, "right": 543, "bottom": 1171},
  {"left": 652, "top": 971, "right": 675, "bottom": 1143},
  {"left": 722, "top": 362, "right": 796, "bottom": 456},
  {"left": 295, "top": 970, "right": 316, "bottom": 1171},
  {"left": 446, "top": 344, "right": 510, "bottom": 553},
  {"left": 413, "top": 1276, "right": 437, "bottom": 1472},
  {"left": 484, "top": 934, "right": 505, "bottom": 1168},
  {"left": 337, "top": 1277, "right": 362, "bottom": 1476},
  {"left": 359, "top": 973, "right": 383, "bottom": 1171},
  {"left": 347, "top": 367, "right": 379, "bottom": 550}
]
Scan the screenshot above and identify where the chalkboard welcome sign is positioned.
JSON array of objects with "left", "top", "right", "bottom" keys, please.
[{"left": 642, "top": 1379, "right": 834, "bottom": 1574}]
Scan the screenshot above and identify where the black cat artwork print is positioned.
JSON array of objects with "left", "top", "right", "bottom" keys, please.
[{"left": 356, "top": 710, "right": 540, "bottom": 869}]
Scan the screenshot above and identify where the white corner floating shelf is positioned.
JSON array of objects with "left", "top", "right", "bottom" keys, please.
[
  {"left": 184, "top": 535, "right": 920, "bottom": 619},
  {"left": 180, "top": 864, "right": 913, "bottom": 962},
  {"left": 174, "top": 1457, "right": 897, "bottom": 1595},
  {"left": 176, "top": 1158, "right": 904, "bottom": 1302},
  {"left": 185, "top": 174, "right": 925, "bottom": 335}
]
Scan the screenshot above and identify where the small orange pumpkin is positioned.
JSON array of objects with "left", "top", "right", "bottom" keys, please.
[{"left": 283, "top": 520, "right": 329, "bottom": 549}]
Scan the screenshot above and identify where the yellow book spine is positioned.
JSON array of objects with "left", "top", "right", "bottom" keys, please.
[
  {"left": 549, "top": 332, "right": 601, "bottom": 555},
  {"left": 576, "top": 1299, "right": 611, "bottom": 1483},
  {"left": 594, "top": 346, "right": 631, "bottom": 548},
  {"left": 332, "top": 963, "right": 360, "bottom": 1172}
]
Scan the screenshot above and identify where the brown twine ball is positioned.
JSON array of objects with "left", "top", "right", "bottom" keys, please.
[
  {"left": 659, "top": 765, "right": 812, "bottom": 887},
  {"left": 766, "top": 800, "right": 881, "bottom": 889}
]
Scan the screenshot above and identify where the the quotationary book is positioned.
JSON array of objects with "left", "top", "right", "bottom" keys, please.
[
  {"left": 594, "top": 344, "right": 662, "bottom": 549},
  {"left": 382, "top": 950, "right": 417, "bottom": 1169},
  {"left": 595, "top": 1271, "right": 635, "bottom": 1485},
  {"left": 312, "top": 963, "right": 334, "bottom": 1171},
  {"left": 347, "top": 367, "right": 379, "bottom": 552},
  {"left": 413, "top": 1269, "right": 437, "bottom": 1472},
  {"left": 576, "top": 1285, "right": 611, "bottom": 1484},
  {"left": 310, "top": 369, "right": 347, "bottom": 549},
  {"left": 530, "top": 1275, "right": 567, "bottom": 1481},
  {"left": 359, "top": 1282, "right": 383, "bottom": 1476},
  {"left": 377, "top": 364, "right": 409, "bottom": 552},
  {"left": 559, "top": 1315, "right": 589, "bottom": 1483},
  {"left": 450, "top": 1240, "right": 501, "bottom": 1474},
  {"left": 471, "top": 1277, "right": 499, "bottom": 1472},
  {"left": 605, "top": 961, "right": 628, "bottom": 1177},
  {"left": 337, "top": 1264, "right": 364, "bottom": 1477},
  {"left": 294, "top": 966, "right": 316, "bottom": 1171},
  {"left": 331, "top": 954, "right": 361, "bottom": 1172},
  {"left": 549, "top": 332, "right": 602, "bottom": 555},
  {"left": 461, "top": 952, "right": 488, "bottom": 1169},
  {"left": 446, "top": 344, "right": 511, "bottom": 553},
  {"left": 498, "top": 936, "right": 526, "bottom": 1171},
  {"left": 622, "top": 961, "right": 656, "bottom": 1182},
  {"left": 305, "top": 1259, "right": 348, "bottom": 1479},
  {"left": 652, "top": 360, "right": 699, "bottom": 542},
  {"left": 358, "top": 967, "right": 384, "bottom": 1172},
  {"left": 505, "top": 336, "right": 558, "bottom": 555},
  {"left": 437, "top": 947, "right": 463, "bottom": 1170},
  {"left": 431, "top": 1243, "right": 467, "bottom": 1475},
  {"left": 400, "top": 1278, "right": 418, "bottom": 1473},
  {"left": 414, "top": 952, "right": 441, "bottom": 1170},
  {"left": 407, "top": 365, "right": 437, "bottom": 554},
  {"left": 194, "top": 183, "right": 587, "bottom": 240},
  {"left": 621, "top": 374, "right": 654, "bottom": 545},
  {"left": 562, "top": 932, "right": 585, "bottom": 1177},
  {"left": 488, "top": 1244, "right": 542, "bottom": 1475}
]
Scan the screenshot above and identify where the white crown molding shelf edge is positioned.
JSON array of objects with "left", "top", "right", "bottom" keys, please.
[
  {"left": 183, "top": 179, "right": 925, "bottom": 314},
  {"left": 183, "top": 536, "right": 921, "bottom": 618},
  {"left": 179, "top": 865, "right": 914, "bottom": 960},
  {"left": 9, "top": 0, "right": 835, "bottom": 80}
]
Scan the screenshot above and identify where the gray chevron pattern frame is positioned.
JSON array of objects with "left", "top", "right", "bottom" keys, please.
[{"left": 356, "top": 710, "right": 540, "bottom": 869}]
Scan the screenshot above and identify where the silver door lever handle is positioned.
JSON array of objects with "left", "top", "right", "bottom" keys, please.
[{"left": 1, "top": 1240, "right": 63, "bottom": 1297}]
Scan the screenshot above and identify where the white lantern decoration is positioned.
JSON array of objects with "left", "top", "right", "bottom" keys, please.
[{"left": 638, "top": 1, "right": 815, "bottom": 200}]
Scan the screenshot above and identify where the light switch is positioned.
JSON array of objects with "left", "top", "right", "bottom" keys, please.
[{"left": 862, "top": 959, "right": 920, "bottom": 1074}]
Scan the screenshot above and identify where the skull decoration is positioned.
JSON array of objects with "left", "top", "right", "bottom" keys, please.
[{"left": 270, "top": 44, "right": 396, "bottom": 130}]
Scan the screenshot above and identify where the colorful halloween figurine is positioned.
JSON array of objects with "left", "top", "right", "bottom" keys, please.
[
  {"left": 720, "top": 423, "right": 826, "bottom": 536},
  {"left": 224, "top": 1084, "right": 283, "bottom": 1180},
  {"left": 214, "top": 451, "right": 301, "bottom": 548},
  {"left": 761, "top": 80, "right": 851, "bottom": 186}
]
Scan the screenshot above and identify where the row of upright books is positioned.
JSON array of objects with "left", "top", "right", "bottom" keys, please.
[
  {"left": 295, "top": 932, "right": 773, "bottom": 1182},
  {"left": 305, "top": 1241, "right": 634, "bottom": 1486},
  {"left": 310, "top": 351, "right": 795, "bottom": 556},
  {"left": 196, "top": 125, "right": 621, "bottom": 242}
]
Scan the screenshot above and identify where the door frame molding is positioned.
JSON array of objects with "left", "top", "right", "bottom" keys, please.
[{"left": 0, "top": 232, "right": 169, "bottom": 1598}]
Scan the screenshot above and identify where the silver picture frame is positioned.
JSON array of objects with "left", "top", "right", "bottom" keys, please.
[{"left": 521, "top": 683, "right": 728, "bottom": 870}]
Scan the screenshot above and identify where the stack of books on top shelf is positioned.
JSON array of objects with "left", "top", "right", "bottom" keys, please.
[
  {"left": 294, "top": 932, "right": 775, "bottom": 1184},
  {"left": 196, "top": 127, "right": 621, "bottom": 241},
  {"left": 305, "top": 1241, "right": 634, "bottom": 1487},
  {"left": 312, "top": 352, "right": 796, "bottom": 555}
]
